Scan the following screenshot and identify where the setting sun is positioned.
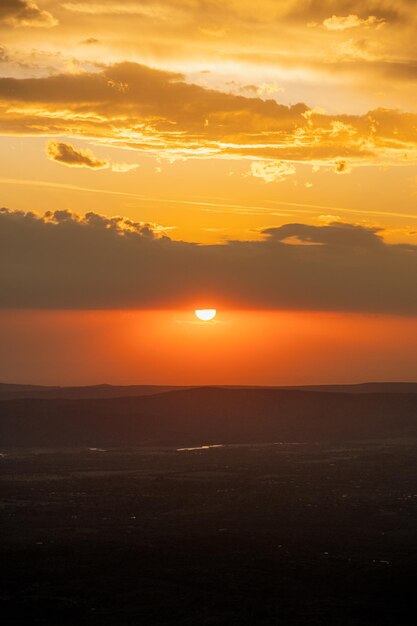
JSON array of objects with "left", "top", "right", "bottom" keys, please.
[{"left": 195, "top": 309, "right": 217, "bottom": 322}]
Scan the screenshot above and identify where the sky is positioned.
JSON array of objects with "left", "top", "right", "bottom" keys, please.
[{"left": 1, "top": 0, "right": 417, "bottom": 385}]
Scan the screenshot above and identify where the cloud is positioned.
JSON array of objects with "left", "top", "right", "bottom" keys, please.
[
  {"left": 1, "top": 1, "right": 414, "bottom": 110},
  {"left": 322, "top": 14, "right": 385, "bottom": 30},
  {"left": 109, "top": 161, "right": 139, "bottom": 172},
  {"left": 1, "top": 62, "right": 416, "bottom": 166},
  {"left": 0, "top": 46, "right": 9, "bottom": 63},
  {"left": 1, "top": 207, "right": 416, "bottom": 315},
  {"left": 62, "top": 1, "right": 182, "bottom": 20},
  {"left": 249, "top": 161, "right": 296, "bottom": 183},
  {"left": 287, "top": 1, "right": 406, "bottom": 24},
  {"left": 0, "top": 0, "right": 58, "bottom": 27},
  {"left": 58, "top": 1, "right": 412, "bottom": 24},
  {"left": 334, "top": 160, "right": 352, "bottom": 174},
  {"left": 63, "top": 2, "right": 154, "bottom": 15},
  {"left": 262, "top": 222, "right": 383, "bottom": 247},
  {"left": 47, "top": 142, "right": 108, "bottom": 169},
  {"left": 81, "top": 37, "right": 100, "bottom": 45},
  {"left": 46, "top": 141, "right": 138, "bottom": 172}
]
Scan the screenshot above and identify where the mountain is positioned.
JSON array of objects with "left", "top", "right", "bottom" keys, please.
[
  {"left": 1, "top": 381, "right": 417, "bottom": 401},
  {"left": 286, "top": 382, "right": 417, "bottom": 394},
  {"left": 0, "top": 386, "right": 416, "bottom": 448},
  {"left": 0, "top": 383, "right": 186, "bottom": 401}
]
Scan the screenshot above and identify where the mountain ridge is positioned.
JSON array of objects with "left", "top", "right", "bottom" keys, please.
[
  {"left": 1, "top": 381, "right": 417, "bottom": 401},
  {"left": 1, "top": 386, "right": 416, "bottom": 448}
]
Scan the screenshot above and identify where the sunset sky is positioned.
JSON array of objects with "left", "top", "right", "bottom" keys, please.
[{"left": 1, "top": 0, "right": 417, "bottom": 385}]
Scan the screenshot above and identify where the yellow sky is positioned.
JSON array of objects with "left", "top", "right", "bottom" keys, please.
[{"left": 1, "top": 0, "right": 417, "bottom": 245}]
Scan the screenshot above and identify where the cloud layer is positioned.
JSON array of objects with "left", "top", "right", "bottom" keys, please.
[
  {"left": 1, "top": 1, "right": 416, "bottom": 119},
  {"left": 1, "top": 207, "right": 416, "bottom": 315},
  {"left": 1, "top": 61, "right": 416, "bottom": 166}
]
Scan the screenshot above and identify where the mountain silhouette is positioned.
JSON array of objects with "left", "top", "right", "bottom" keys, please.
[
  {"left": 1, "top": 386, "right": 416, "bottom": 447},
  {"left": 1, "top": 381, "right": 417, "bottom": 401}
]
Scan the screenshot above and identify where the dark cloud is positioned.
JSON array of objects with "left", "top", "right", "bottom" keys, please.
[
  {"left": 286, "top": 0, "right": 408, "bottom": 23},
  {"left": 334, "top": 160, "right": 351, "bottom": 174},
  {"left": 81, "top": 38, "right": 100, "bottom": 44},
  {"left": 262, "top": 222, "right": 384, "bottom": 247},
  {"left": 1, "top": 208, "right": 416, "bottom": 315},
  {"left": 46, "top": 141, "right": 138, "bottom": 172},
  {"left": 0, "top": 61, "right": 304, "bottom": 125},
  {"left": 47, "top": 141, "right": 108, "bottom": 169},
  {"left": 0, "top": 0, "right": 57, "bottom": 27}
]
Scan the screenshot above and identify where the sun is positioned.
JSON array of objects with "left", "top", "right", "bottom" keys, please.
[{"left": 195, "top": 309, "right": 217, "bottom": 321}]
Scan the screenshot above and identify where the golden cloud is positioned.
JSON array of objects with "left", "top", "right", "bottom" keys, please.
[
  {"left": 321, "top": 14, "right": 385, "bottom": 30},
  {"left": 0, "top": 62, "right": 416, "bottom": 166},
  {"left": 249, "top": 161, "right": 296, "bottom": 183}
]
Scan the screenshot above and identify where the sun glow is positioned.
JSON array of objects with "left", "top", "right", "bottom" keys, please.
[{"left": 195, "top": 309, "right": 217, "bottom": 321}]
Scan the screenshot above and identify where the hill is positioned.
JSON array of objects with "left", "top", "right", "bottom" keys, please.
[
  {"left": 1, "top": 381, "right": 417, "bottom": 401},
  {"left": 286, "top": 382, "right": 417, "bottom": 394},
  {"left": 0, "top": 383, "right": 186, "bottom": 401},
  {"left": 0, "top": 386, "right": 416, "bottom": 447}
]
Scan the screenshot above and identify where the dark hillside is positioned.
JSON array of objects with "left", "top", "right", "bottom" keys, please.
[
  {"left": 0, "top": 383, "right": 185, "bottom": 401},
  {"left": 0, "top": 387, "right": 416, "bottom": 447}
]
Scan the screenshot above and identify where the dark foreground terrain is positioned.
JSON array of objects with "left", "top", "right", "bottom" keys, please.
[{"left": 1, "top": 441, "right": 416, "bottom": 625}]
